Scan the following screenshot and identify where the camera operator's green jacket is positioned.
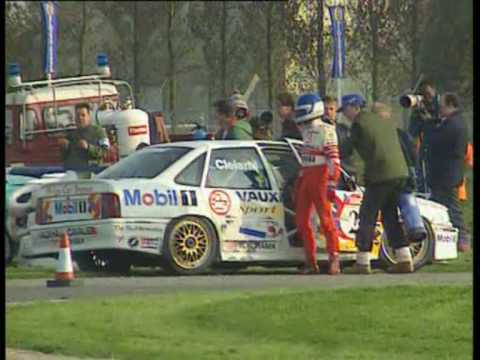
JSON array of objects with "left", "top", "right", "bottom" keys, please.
[
  {"left": 225, "top": 119, "right": 253, "bottom": 140},
  {"left": 350, "top": 111, "right": 409, "bottom": 185}
]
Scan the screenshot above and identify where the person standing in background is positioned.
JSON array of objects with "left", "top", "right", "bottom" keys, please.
[
  {"left": 427, "top": 93, "right": 470, "bottom": 252},
  {"left": 58, "top": 103, "right": 109, "bottom": 178},
  {"left": 276, "top": 92, "right": 302, "bottom": 140}
]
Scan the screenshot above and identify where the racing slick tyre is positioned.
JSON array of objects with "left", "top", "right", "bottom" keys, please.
[
  {"left": 162, "top": 216, "right": 218, "bottom": 275},
  {"left": 74, "top": 251, "right": 131, "bottom": 275},
  {"left": 378, "top": 218, "right": 434, "bottom": 271}
]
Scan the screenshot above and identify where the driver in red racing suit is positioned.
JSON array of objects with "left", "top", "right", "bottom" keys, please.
[{"left": 294, "top": 93, "right": 341, "bottom": 275}]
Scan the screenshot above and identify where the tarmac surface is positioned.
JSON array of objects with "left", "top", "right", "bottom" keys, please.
[{"left": 6, "top": 271, "right": 472, "bottom": 304}]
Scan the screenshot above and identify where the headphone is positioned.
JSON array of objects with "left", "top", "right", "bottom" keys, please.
[{"left": 235, "top": 108, "right": 250, "bottom": 119}]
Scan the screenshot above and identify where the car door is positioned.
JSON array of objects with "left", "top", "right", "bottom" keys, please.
[
  {"left": 203, "top": 146, "right": 284, "bottom": 261},
  {"left": 285, "top": 138, "right": 380, "bottom": 253}
]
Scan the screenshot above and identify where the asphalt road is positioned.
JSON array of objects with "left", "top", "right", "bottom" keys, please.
[{"left": 6, "top": 272, "right": 472, "bottom": 304}]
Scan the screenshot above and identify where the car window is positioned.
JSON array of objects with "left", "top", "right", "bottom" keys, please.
[
  {"left": 21, "top": 109, "right": 39, "bottom": 140},
  {"left": 6, "top": 109, "right": 13, "bottom": 144},
  {"left": 43, "top": 105, "right": 77, "bottom": 137},
  {"left": 175, "top": 153, "right": 206, "bottom": 187},
  {"left": 206, "top": 148, "right": 271, "bottom": 190},
  {"left": 96, "top": 147, "right": 191, "bottom": 179},
  {"left": 261, "top": 148, "right": 300, "bottom": 189}
]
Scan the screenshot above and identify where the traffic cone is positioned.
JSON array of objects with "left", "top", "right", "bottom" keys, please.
[{"left": 46, "top": 232, "right": 83, "bottom": 287}]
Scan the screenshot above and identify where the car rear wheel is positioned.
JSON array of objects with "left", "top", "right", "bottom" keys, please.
[
  {"left": 379, "top": 218, "right": 434, "bottom": 271},
  {"left": 162, "top": 216, "right": 218, "bottom": 275}
]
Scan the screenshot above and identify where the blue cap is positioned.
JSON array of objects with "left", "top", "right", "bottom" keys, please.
[
  {"left": 96, "top": 53, "right": 109, "bottom": 66},
  {"left": 8, "top": 63, "right": 20, "bottom": 76},
  {"left": 337, "top": 94, "right": 366, "bottom": 112}
]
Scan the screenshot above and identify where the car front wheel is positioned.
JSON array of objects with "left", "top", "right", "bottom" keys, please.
[
  {"left": 378, "top": 218, "right": 434, "bottom": 271},
  {"left": 162, "top": 216, "right": 218, "bottom": 275}
]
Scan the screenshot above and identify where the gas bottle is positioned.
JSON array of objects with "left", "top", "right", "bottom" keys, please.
[{"left": 398, "top": 192, "right": 427, "bottom": 243}]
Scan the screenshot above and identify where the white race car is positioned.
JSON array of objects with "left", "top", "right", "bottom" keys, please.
[{"left": 22, "top": 140, "right": 458, "bottom": 274}]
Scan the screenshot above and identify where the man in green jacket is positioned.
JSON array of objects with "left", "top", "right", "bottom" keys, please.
[
  {"left": 339, "top": 94, "right": 412, "bottom": 274},
  {"left": 225, "top": 93, "right": 253, "bottom": 140},
  {"left": 58, "top": 102, "right": 109, "bottom": 177}
]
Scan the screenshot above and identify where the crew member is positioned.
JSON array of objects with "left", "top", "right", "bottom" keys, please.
[
  {"left": 58, "top": 103, "right": 109, "bottom": 178},
  {"left": 323, "top": 95, "right": 365, "bottom": 188},
  {"left": 276, "top": 92, "right": 302, "bottom": 140},
  {"left": 251, "top": 111, "right": 273, "bottom": 140},
  {"left": 149, "top": 111, "right": 170, "bottom": 144},
  {"left": 408, "top": 79, "right": 441, "bottom": 193},
  {"left": 294, "top": 93, "right": 341, "bottom": 275},
  {"left": 428, "top": 93, "right": 470, "bottom": 252},
  {"left": 340, "top": 94, "right": 412, "bottom": 274}
]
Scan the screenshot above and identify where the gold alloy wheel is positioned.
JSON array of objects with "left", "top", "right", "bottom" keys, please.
[{"left": 169, "top": 220, "right": 210, "bottom": 269}]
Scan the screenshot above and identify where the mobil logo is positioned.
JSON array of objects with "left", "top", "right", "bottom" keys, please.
[{"left": 123, "top": 189, "right": 198, "bottom": 207}]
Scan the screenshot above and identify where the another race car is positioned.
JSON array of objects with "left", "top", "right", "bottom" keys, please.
[{"left": 22, "top": 140, "right": 459, "bottom": 274}]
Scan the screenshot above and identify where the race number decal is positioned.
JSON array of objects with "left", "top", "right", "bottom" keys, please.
[{"left": 209, "top": 190, "right": 231, "bottom": 215}]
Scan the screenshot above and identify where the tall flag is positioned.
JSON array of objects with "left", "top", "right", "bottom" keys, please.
[
  {"left": 328, "top": 5, "right": 346, "bottom": 78},
  {"left": 41, "top": 1, "right": 59, "bottom": 78}
]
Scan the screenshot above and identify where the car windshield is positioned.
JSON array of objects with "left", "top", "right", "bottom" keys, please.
[{"left": 96, "top": 147, "right": 191, "bottom": 179}]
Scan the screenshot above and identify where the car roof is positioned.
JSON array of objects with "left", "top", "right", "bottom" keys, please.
[{"left": 147, "top": 140, "right": 300, "bottom": 151}]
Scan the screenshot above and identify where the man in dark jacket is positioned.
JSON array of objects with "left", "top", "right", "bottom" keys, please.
[
  {"left": 276, "top": 92, "right": 302, "bottom": 140},
  {"left": 340, "top": 94, "right": 412, "bottom": 274},
  {"left": 322, "top": 95, "right": 365, "bottom": 187},
  {"left": 58, "top": 103, "right": 109, "bottom": 178},
  {"left": 408, "top": 80, "right": 441, "bottom": 193},
  {"left": 428, "top": 93, "right": 470, "bottom": 252}
]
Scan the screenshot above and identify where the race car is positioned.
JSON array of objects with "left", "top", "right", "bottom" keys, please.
[{"left": 22, "top": 140, "right": 459, "bottom": 274}]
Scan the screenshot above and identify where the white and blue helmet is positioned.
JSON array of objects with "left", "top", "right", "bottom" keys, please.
[{"left": 294, "top": 93, "right": 324, "bottom": 124}]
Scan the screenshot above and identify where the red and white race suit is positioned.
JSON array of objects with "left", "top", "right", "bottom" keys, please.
[{"left": 295, "top": 119, "right": 341, "bottom": 265}]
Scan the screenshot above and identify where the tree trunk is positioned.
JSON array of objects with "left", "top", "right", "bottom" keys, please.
[
  {"left": 167, "top": 2, "right": 176, "bottom": 131},
  {"left": 133, "top": 2, "right": 138, "bottom": 102},
  {"left": 266, "top": 3, "right": 273, "bottom": 109},
  {"left": 79, "top": 2, "right": 87, "bottom": 74},
  {"left": 411, "top": 0, "right": 419, "bottom": 87},
  {"left": 221, "top": 2, "right": 227, "bottom": 97},
  {"left": 369, "top": 1, "right": 379, "bottom": 102},
  {"left": 316, "top": 0, "right": 326, "bottom": 95}
]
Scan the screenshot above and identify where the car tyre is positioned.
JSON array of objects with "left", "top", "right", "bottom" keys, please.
[
  {"left": 162, "top": 216, "right": 218, "bottom": 275},
  {"left": 378, "top": 218, "right": 434, "bottom": 271}
]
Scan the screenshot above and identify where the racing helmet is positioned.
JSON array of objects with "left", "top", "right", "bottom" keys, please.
[{"left": 294, "top": 93, "right": 324, "bottom": 124}]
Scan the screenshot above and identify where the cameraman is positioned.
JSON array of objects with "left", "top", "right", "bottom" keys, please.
[
  {"left": 407, "top": 80, "right": 441, "bottom": 193},
  {"left": 251, "top": 111, "right": 273, "bottom": 140},
  {"left": 428, "top": 93, "right": 470, "bottom": 252}
]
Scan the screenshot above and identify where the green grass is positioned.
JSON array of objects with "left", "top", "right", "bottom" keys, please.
[
  {"left": 5, "top": 263, "right": 99, "bottom": 280},
  {"left": 6, "top": 285, "right": 472, "bottom": 360},
  {"left": 420, "top": 251, "right": 473, "bottom": 273}
]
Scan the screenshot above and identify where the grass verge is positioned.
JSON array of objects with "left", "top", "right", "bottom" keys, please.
[{"left": 6, "top": 285, "right": 472, "bottom": 360}]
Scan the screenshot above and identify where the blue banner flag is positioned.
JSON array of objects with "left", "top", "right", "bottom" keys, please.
[
  {"left": 328, "top": 5, "right": 346, "bottom": 79},
  {"left": 41, "top": 1, "right": 59, "bottom": 77}
]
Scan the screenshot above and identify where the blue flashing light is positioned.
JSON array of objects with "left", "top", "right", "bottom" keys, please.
[
  {"left": 8, "top": 63, "right": 21, "bottom": 76},
  {"left": 96, "top": 54, "right": 109, "bottom": 67}
]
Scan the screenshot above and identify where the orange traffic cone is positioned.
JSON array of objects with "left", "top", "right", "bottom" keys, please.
[{"left": 46, "top": 232, "right": 83, "bottom": 287}]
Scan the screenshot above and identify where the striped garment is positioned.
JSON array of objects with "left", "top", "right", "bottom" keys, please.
[{"left": 300, "top": 120, "right": 341, "bottom": 186}]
